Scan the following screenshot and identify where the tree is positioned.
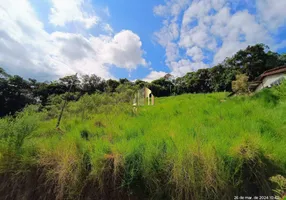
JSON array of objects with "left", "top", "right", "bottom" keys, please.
[
  {"left": 105, "top": 79, "right": 120, "bottom": 93},
  {"left": 0, "top": 73, "right": 35, "bottom": 116},
  {"left": 209, "top": 64, "right": 238, "bottom": 92},
  {"left": 265, "top": 51, "right": 281, "bottom": 68},
  {"left": 226, "top": 44, "right": 279, "bottom": 81},
  {"left": 0, "top": 43, "right": 285, "bottom": 117},
  {"left": 278, "top": 53, "right": 286, "bottom": 66},
  {"left": 134, "top": 80, "right": 148, "bottom": 89},
  {"left": 81, "top": 74, "right": 104, "bottom": 94},
  {"left": 59, "top": 74, "right": 80, "bottom": 92},
  {"left": 195, "top": 69, "right": 212, "bottom": 93},
  {"left": 173, "top": 77, "right": 187, "bottom": 95},
  {"left": 119, "top": 78, "right": 130, "bottom": 85},
  {"left": 149, "top": 78, "right": 173, "bottom": 97}
]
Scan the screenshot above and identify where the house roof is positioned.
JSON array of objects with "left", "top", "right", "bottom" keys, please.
[
  {"left": 257, "top": 65, "right": 286, "bottom": 81},
  {"left": 248, "top": 65, "right": 286, "bottom": 91}
]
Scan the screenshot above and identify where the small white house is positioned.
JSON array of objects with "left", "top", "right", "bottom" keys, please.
[{"left": 250, "top": 66, "right": 286, "bottom": 92}]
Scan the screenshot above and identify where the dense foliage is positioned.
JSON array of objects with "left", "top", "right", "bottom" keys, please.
[
  {"left": 1, "top": 83, "right": 286, "bottom": 199},
  {"left": 1, "top": 44, "right": 286, "bottom": 117}
]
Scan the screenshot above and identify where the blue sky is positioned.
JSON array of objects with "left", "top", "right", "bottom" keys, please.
[{"left": 0, "top": 0, "right": 286, "bottom": 82}]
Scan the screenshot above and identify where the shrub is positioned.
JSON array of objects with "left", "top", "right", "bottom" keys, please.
[
  {"left": 253, "top": 88, "right": 280, "bottom": 106},
  {"left": 232, "top": 74, "right": 249, "bottom": 94}
]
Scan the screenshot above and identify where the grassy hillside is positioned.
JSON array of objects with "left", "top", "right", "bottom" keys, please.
[{"left": 1, "top": 86, "right": 286, "bottom": 199}]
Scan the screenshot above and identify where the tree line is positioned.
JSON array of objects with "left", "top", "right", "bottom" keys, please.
[{"left": 1, "top": 44, "right": 286, "bottom": 117}]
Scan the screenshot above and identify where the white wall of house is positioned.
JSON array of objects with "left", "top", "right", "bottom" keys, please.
[{"left": 255, "top": 73, "right": 286, "bottom": 92}]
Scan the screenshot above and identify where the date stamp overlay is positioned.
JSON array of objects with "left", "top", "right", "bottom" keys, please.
[{"left": 234, "top": 196, "right": 282, "bottom": 200}]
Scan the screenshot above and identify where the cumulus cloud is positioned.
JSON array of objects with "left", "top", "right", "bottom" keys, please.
[
  {"left": 52, "top": 30, "right": 147, "bottom": 77},
  {"left": 211, "top": 9, "right": 271, "bottom": 64},
  {"left": 170, "top": 59, "right": 208, "bottom": 77},
  {"left": 51, "top": 32, "right": 94, "bottom": 61},
  {"left": 143, "top": 71, "right": 167, "bottom": 82},
  {"left": 49, "top": 0, "right": 99, "bottom": 28},
  {"left": 0, "top": 0, "right": 147, "bottom": 80},
  {"left": 154, "top": 0, "right": 286, "bottom": 77},
  {"left": 0, "top": 0, "right": 56, "bottom": 79},
  {"left": 104, "top": 30, "right": 147, "bottom": 69}
]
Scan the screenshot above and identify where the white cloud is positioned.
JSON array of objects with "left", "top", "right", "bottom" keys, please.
[
  {"left": 153, "top": 4, "right": 168, "bottom": 17},
  {"left": 256, "top": 0, "right": 286, "bottom": 31},
  {"left": 154, "top": 19, "right": 180, "bottom": 69},
  {"left": 0, "top": 0, "right": 147, "bottom": 80},
  {"left": 153, "top": 0, "right": 189, "bottom": 18},
  {"left": 143, "top": 71, "right": 167, "bottom": 82},
  {"left": 93, "top": 30, "right": 147, "bottom": 69},
  {"left": 210, "top": 6, "right": 230, "bottom": 37},
  {"left": 181, "top": 0, "right": 211, "bottom": 27},
  {"left": 211, "top": 9, "right": 271, "bottom": 64},
  {"left": 154, "top": 20, "right": 179, "bottom": 47},
  {"left": 170, "top": 59, "right": 208, "bottom": 77},
  {"left": 165, "top": 42, "right": 180, "bottom": 63},
  {"left": 154, "top": 0, "right": 286, "bottom": 77},
  {"left": 49, "top": 30, "right": 146, "bottom": 78},
  {"left": 0, "top": 0, "right": 55, "bottom": 79},
  {"left": 51, "top": 32, "right": 94, "bottom": 61},
  {"left": 186, "top": 46, "right": 204, "bottom": 62},
  {"left": 180, "top": 24, "right": 217, "bottom": 50},
  {"left": 213, "top": 41, "right": 246, "bottom": 64},
  {"left": 49, "top": 0, "right": 99, "bottom": 28},
  {"left": 211, "top": 0, "right": 227, "bottom": 11}
]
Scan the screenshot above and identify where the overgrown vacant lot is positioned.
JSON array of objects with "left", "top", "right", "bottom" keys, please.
[{"left": 1, "top": 89, "right": 286, "bottom": 199}]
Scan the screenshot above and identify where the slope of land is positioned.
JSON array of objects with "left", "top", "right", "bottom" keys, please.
[{"left": 0, "top": 88, "right": 286, "bottom": 199}]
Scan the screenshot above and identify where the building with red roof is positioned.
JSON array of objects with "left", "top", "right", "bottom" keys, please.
[{"left": 249, "top": 66, "right": 286, "bottom": 92}]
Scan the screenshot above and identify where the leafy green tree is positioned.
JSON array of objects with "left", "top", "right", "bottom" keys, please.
[
  {"left": 0, "top": 72, "right": 34, "bottom": 116},
  {"left": 226, "top": 44, "right": 278, "bottom": 81},
  {"left": 134, "top": 79, "right": 148, "bottom": 89},
  {"left": 1, "top": 43, "right": 285, "bottom": 117},
  {"left": 105, "top": 79, "right": 120, "bottom": 93},
  {"left": 59, "top": 74, "right": 80, "bottom": 92},
  {"left": 81, "top": 74, "right": 105, "bottom": 94},
  {"left": 149, "top": 78, "right": 173, "bottom": 96},
  {"left": 210, "top": 64, "right": 238, "bottom": 92},
  {"left": 119, "top": 78, "right": 130, "bottom": 85},
  {"left": 195, "top": 69, "right": 212, "bottom": 93}
]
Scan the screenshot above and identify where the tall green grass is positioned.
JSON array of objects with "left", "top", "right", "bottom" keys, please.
[{"left": 1, "top": 87, "right": 286, "bottom": 199}]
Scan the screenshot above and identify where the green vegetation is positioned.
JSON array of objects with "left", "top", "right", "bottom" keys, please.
[
  {"left": 1, "top": 43, "right": 286, "bottom": 199},
  {"left": 1, "top": 44, "right": 286, "bottom": 117},
  {"left": 1, "top": 82, "right": 286, "bottom": 199}
]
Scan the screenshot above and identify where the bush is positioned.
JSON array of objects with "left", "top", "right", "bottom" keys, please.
[
  {"left": 252, "top": 88, "right": 280, "bottom": 106},
  {"left": 273, "top": 79, "right": 286, "bottom": 99},
  {"left": 232, "top": 74, "right": 249, "bottom": 94}
]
